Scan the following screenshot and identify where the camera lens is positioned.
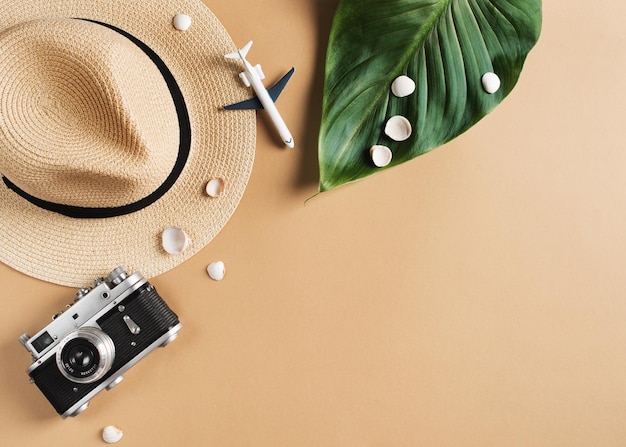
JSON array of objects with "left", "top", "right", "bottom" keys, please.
[
  {"left": 56, "top": 327, "right": 115, "bottom": 384},
  {"left": 66, "top": 343, "right": 98, "bottom": 373}
]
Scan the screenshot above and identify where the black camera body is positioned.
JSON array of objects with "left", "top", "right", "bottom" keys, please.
[{"left": 19, "top": 267, "right": 182, "bottom": 418}]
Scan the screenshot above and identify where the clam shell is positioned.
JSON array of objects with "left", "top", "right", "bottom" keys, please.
[
  {"left": 102, "top": 425, "right": 123, "bottom": 444},
  {"left": 207, "top": 261, "right": 226, "bottom": 281},
  {"left": 162, "top": 226, "right": 191, "bottom": 255},
  {"left": 391, "top": 75, "right": 416, "bottom": 98},
  {"left": 370, "top": 145, "right": 392, "bottom": 167},
  {"left": 205, "top": 178, "right": 225, "bottom": 198},
  {"left": 173, "top": 14, "right": 192, "bottom": 31},
  {"left": 384, "top": 115, "right": 412, "bottom": 142},
  {"left": 481, "top": 72, "right": 501, "bottom": 94}
]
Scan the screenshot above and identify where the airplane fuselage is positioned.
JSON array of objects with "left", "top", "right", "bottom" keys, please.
[{"left": 239, "top": 53, "right": 294, "bottom": 148}]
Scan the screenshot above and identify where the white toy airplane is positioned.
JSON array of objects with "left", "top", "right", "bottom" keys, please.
[{"left": 224, "top": 41, "right": 295, "bottom": 148}]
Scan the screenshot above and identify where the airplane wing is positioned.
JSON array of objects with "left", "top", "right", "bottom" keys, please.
[
  {"left": 224, "top": 67, "right": 295, "bottom": 111},
  {"left": 225, "top": 40, "right": 253, "bottom": 60}
]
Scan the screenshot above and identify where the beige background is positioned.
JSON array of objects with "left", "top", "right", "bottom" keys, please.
[{"left": 2, "top": 1, "right": 625, "bottom": 445}]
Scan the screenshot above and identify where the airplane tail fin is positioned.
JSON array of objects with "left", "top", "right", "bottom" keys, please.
[{"left": 225, "top": 40, "right": 253, "bottom": 59}]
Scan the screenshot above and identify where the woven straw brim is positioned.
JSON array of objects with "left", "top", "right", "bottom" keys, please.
[{"left": 0, "top": 0, "right": 255, "bottom": 287}]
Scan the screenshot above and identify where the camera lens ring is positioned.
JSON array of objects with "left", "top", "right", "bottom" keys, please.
[{"left": 56, "top": 327, "right": 115, "bottom": 384}]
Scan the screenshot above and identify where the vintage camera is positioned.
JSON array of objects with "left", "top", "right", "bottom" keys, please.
[{"left": 18, "top": 267, "right": 182, "bottom": 418}]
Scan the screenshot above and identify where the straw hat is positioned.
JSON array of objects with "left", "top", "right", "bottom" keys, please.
[{"left": 0, "top": 0, "right": 256, "bottom": 287}]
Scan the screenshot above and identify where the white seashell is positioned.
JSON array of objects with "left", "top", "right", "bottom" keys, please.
[
  {"left": 391, "top": 75, "right": 416, "bottom": 98},
  {"left": 207, "top": 261, "right": 226, "bottom": 281},
  {"left": 369, "top": 145, "right": 392, "bottom": 167},
  {"left": 205, "top": 178, "right": 225, "bottom": 198},
  {"left": 384, "top": 115, "right": 412, "bottom": 142},
  {"left": 173, "top": 14, "right": 192, "bottom": 31},
  {"left": 481, "top": 72, "right": 501, "bottom": 94},
  {"left": 102, "top": 425, "right": 123, "bottom": 444},
  {"left": 162, "top": 226, "right": 191, "bottom": 255}
]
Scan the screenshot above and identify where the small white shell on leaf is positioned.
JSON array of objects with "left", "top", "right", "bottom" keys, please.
[
  {"left": 162, "top": 226, "right": 191, "bottom": 255},
  {"left": 391, "top": 75, "right": 416, "bottom": 98},
  {"left": 481, "top": 72, "right": 501, "bottom": 94},
  {"left": 207, "top": 261, "right": 226, "bottom": 281},
  {"left": 384, "top": 115, "right": 412, "bottom": 142},
  {"left": 370, "top": 145, "right": 392, "bottom": 167},
  {"left": 102, "top": 425, "right": 123, "bottom": 444},
  {"left": 173, "top": 14, "right": 192, "bottom": 31},
  {"left": 205, "top": 178, "right": 225, "bottom": 198}
]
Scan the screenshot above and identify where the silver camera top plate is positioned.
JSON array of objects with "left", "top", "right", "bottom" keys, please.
[{"left": 23, "top": 271, "right": 146, "bottom": 366}]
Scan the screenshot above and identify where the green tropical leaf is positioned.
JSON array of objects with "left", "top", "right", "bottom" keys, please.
[{"left": 318, "top": 0, "right": 542, "bottom": 192}]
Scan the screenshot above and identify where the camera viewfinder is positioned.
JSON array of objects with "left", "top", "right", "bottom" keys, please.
[{"left": 31, "top": 331, "right": 54, "bottom": 353}]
